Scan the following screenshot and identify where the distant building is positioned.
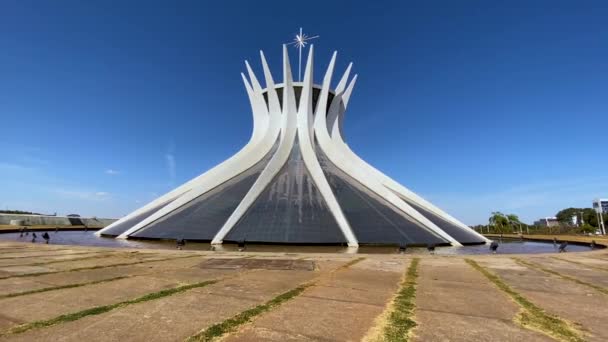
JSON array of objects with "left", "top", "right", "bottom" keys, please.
[
  {"left": 534, "top": 217, "right": 560, "bottom": 227},
  {"left": 592, "top": 199, "right": 608, "bottom": 214},
  {"left": 571, "top": 215, "right": 578, "bottom": 226}
]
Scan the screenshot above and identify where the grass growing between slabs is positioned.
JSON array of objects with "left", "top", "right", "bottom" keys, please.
[
  {"left": 0, "top": 275, "right": 129, "bottom": 299},
  {"left": 514, "top": 257, "right": 608, "bottom": 295},
  {"left": 187, "top": 256, "right": 365, "bottom": 341},
  {"left": 465, "top": 259, "right": 584, "bottom": 342},
  {"left": 0, "top": 250, "right": 106, "bottom": 260},
  {"left": 1, "top": 253, "right": 116, "bottom": 267},
  {"left": 0, "top": 279, "right": 218, "bottom": 336},
  {"left": 0, "top": 254, "right": 201, "bottom": 280},
  {"left": 553, "top": 256, "right": 608, "bottom": 272},
  {"left": 186, "top": 283, "right": 314, "bottom": 342},
  {"left": 379, "top": 257, "right": 419, "bottom": 342},
  {"left": 337, "top": 257, "right": 366, "bottom": 270}
]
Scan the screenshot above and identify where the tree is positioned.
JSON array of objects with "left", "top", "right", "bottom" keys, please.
[
  {"left": 489, "top": 212, "right": 509, "bottom": 232},
  {"left": 555, "top": 208, "right": 599, "bottom": 227},
  {"left": 505, "top": 214, "right": 523, "bottom": 233},
  {"left": 0, "top": 210, "right": 42, "bottom": 215},
  {"left": 579, "top": 224, "right": 596, "bottom": 234},
  {"left": 506, "top": 214, "right": 521, "bottom": 224},
  {"left": 556, "top": 208, "right": 579, "bottom": 224}
]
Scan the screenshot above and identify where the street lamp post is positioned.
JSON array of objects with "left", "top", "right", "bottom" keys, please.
[
  {"left": 519, "top": 222, "right": 522, "bottom": 235},
  {"left": 593, "top": 200, "right": 606, "bottom": 235}
]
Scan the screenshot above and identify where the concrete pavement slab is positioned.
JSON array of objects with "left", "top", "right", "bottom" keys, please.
[
  {"left": 480, "top": 257, "right": 608, "bottom": 342},
  {"left": 412, "top": 310, "right": 554, "bottom": 342},
  {"left": 411, "top": 257, "right": 552, "bottom": 342},
  {"left": 528, "top": 256, "right": 608, "bottom": 288},
  {"left": 0, "top": 275, "right": 181, "bottom": 329},
  {"left": 226, "top": 259, "right": 404, "bottom": 342},
  {"left": 2, "top": 268, "right": 324, "bottom": 342}
]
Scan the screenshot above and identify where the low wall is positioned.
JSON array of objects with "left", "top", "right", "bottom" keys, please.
[
  {"left": 0, "top": 214, "right": 117, "bottom": 227},
  {"left": 484, "top": 233, "right": 608, "bottom": 247},
  {"left": 81, "top": 218, "right": 116, "bottom": 227}
]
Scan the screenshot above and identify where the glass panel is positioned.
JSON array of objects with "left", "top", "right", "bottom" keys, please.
[
  {"left": 317, "top": 147, "right": 448, "bottom": 246},
  {"left": 226, "top": 141, "right": 346, "bottom": 244},
  {"left": 262, "top": 86, "right": 334, "bottom": 114},
  {"left": 99, "top": 198, "right": 175, "bottom": 236},
  {"left": 399, "top": 197, "right": 486, "bottom": 245},
  {"left": 130, "top": 141, "right": 278, "bottom": 241}
]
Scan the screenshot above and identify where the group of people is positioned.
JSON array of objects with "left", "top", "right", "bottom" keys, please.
[
  {"left": 18, "top": 227, "right": 52, "bottom": 244},
  {"left": 490, "top": 237, "right": 574, "bottom": 254},
  {"left": 397, "top": 243, "right": 436, "bottom": 254},
  {"left": 552, "top": 237, "right": 569, "bottom": 253}
]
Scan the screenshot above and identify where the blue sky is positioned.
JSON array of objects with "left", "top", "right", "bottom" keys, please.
[{"left": 1, "top": 1, "right": 607, "bottom": 224}]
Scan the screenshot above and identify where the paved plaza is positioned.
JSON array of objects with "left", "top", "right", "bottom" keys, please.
[{"left": 0, "top": 240, "right": 606, "bottom": 341}]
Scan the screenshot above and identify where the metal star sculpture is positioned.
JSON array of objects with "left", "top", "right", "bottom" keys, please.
[{"left": 287, "top": 28, "right": 319, "bottom": 81}]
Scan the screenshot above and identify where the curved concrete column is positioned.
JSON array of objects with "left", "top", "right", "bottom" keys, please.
[
  {"left": 100, "top": 45, "right": 485, "bottom": 247},
  {"left": 97, "top": 64, "right": 272, "bottom": 237},
  {"left": 113, "top": 61, "right": 282, "bottom": 239},
  {"left": 211, "top": 46, "right": 299, "bottom": 244},
  {"left": 329, "top": 70, "right": 489, "bottom": 243},
  {"left": 313, "top": 53, "right": 461, "bottom": 246},
  {"left": 296, "top": 46, "right": 358, "bottom": 247}
]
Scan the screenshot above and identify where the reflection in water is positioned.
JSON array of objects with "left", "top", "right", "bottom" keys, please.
[{"left": 0, "top": 231, "right": 596, "bottom": 255}]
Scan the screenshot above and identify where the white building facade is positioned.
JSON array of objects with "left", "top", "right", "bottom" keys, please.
[{"left": 98, "top": 46, "right": 488, "bottom": 247}]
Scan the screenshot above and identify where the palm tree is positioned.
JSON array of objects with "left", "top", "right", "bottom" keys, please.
[
  {"left": 506, "top": 214, "right": 520, "bottom": 223},
  {"left": 506, "top": 214, "right": 522, "bottom": 234},
  {"left": 489, "top": 212, "right": 508, "bottom": 233}
]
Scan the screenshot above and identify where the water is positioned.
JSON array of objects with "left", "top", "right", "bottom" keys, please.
[{"left": 0, "top": 231, "right": 595, "bottom": 255}]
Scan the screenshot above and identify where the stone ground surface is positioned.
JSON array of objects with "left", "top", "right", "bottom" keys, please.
[{"left": 0, "top": 239, "right": 606, "bottom": 341}]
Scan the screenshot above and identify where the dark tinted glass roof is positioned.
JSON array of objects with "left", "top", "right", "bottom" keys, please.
[
  {"left": 316, "top": 147, "right": 448, "bottom": 246},
  {"left": 226, "top": 141, "right": 346, "bottom": 244},
  {"left": 130, "top": 141, "right": 278, "bottom": 241},
  {"left": 262, "top": 86, "right": 335, "bottom": 114},
  {"left": 398, "top": 196, "right": 485, "bottom": 245},
  {"left": 99, "top": 198, "right": 176, "bottom": 237}
]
